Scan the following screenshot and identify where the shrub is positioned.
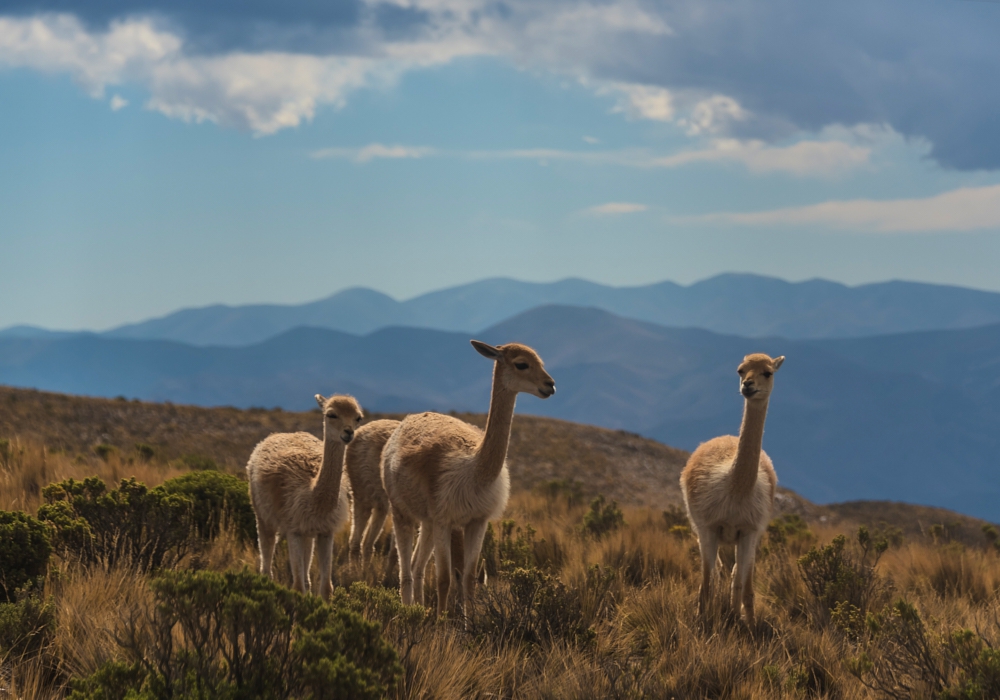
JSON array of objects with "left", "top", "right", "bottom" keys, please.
[
  {"left": 68, "top": 568, "right": 402, "bottom": 700},
  {"left": 581, "top": 495, "right": 625, "bottom": 538},
  {"left": 0, "top": 510, "right": 52, "bottom": 602},
  {"left": 38, "top": 477, "right": 194, "bottom": 571},
  {"left": 160, "top": 471, "right": 256, "bottom": 544},
  {"left": 178, "top": 453, "right": 219, "bottom": 471},
  {"left": 798, "top": 527, "right": 889, "bottom": 624},
  {"left": 481, "top": 519, "right": 537, "bottom": 578},
  {"left": 0, "top": 592, "right": 56, "bottom": 661},
  {"left": 133, "top": 443, "right": 156, "bottom": 461}
]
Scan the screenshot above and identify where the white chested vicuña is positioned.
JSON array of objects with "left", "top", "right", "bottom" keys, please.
[
  {"left": 344, "top": 419, "right": 399, "bottom": 567},
  {"left": 246, "top": 394, "right": 363, "bottom": 599},
  {"left": 680, "top": 353, "right": 785, "bottom": 625},
  {"left": 382, "top": 340, "right": 555, "bottom": 614}
]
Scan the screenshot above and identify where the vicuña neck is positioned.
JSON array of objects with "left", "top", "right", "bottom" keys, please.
[
  {"left": 474, "top": 365, "right": 518, "bottom": 485},
  {"left": 313, "top": 430, "right": 346, "bottom": 497},
  {"left": 731, "top": 398, "right": 768, "bottom": 497}
]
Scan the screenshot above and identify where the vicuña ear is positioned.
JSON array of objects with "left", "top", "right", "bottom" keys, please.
[
  {"left": 772, "top": 356, "right": 785, "bottom": 371},
  {"left": 315, "top": 394, "right": 327, "bottom": 409},
  {"left": 470, "top": 340, "right": 502, "bottom": 360}
]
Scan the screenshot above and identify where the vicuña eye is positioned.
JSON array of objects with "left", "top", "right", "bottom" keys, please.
[
  {"left": 514, "top": 362, "right": 529, "bottom": 370},
  {"left": 763, "top": 372, "right": 773, "bottom": 379},
  {"left": 355, "top": 416, "right": 362, "bottom": 423},
  {"left": 327, "top": 413, "right": 337, "bottom": 419}
]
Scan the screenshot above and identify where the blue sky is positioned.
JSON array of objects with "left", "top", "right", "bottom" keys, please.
[{"left": 2, "top": 0, "right": 1000, "bottom": 330}]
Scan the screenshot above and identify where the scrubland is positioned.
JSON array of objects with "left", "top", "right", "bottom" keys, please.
[{"left": 2, "top": 388, "right": 1000, "bottom": 699}]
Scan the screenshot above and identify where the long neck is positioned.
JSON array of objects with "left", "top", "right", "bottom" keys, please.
[
  {"left": 474, "top": 365, "right": 518, "bottom": 485},
  {"left": 312, "top": 429, "right": 346, "bottom": 497},
  {"left": 731, "top": 398, "right": 769, "bottom": 497}
]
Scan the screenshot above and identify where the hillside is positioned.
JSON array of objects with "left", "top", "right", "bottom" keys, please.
[
  {"left": 9, "top": 273, "right": 1000, "bottom": 346},
  {"left": 3, "top": 306, "right": 1000, "bottom": 520},
  {"left": 1, "top": 385, "right": 992, "bottom": 546}
]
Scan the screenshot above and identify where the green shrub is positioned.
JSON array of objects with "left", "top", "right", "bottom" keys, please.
[
  {"left": 0, "top": 592, "right": 56, "bottom": 661},
  {"left": 38, "top": 477, "right": 194, "bottom": 571},
  {"left": 0, "top": 510, "right": 52, "bottom": 602},
  {"left": 133, "top": 443, "right": 156, "bottom": 461},
  {"left": 481, "top": 520, "right": 537, "bottom": 578},
  {"left": 581, "top": 495, "right": 625, "bottom": 538},
  {"left": 160, "top": 471, "right": 256, "bottom": 544},
  {"left": 178, "top": 453, "right": 219, "bottom": 471},
  {"left": 68, "top": 568, "right": 401, "bottom": 700},
  {"left": 798, "top": 527, "right": 889, "bottom": 624},
  {"left": 470, "top": 566, "right": 598, "bottom": 649}
]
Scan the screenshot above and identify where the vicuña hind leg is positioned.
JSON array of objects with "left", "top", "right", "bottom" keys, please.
[
  {"left": 349, "top": 500, "right": 371, "bottom": 567},
  {"left": 360, "top": 504, "right": 388, "bottom": 567},
  {"left": 697, "top": 528, "right": 720, "bottom": 617},
  {"left": 411, "top": 523, "right": 436, "bottom": 607},
  {"left": 257, "top": 520, "right": 278, "bottom": 579},
  {"left": 433, "top": 525, "right": 453, "bottom": 615},
  {"left": 393, "top": 512, "right": 416, "bottom": 605}
]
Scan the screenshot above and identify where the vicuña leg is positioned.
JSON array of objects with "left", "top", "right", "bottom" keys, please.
[
  {"left": 697, "top": 528, "right": 720, "bottom": 617},
  {"left": 393, "top": 512, "right": 416, "bottom": 605},
  {"left": 733, "top": 533, "right": 759, "bottom": 624},
  {"left": 360, "top": 504, "right": 388, "bottom": 567},
  {"left": 411, "top": 523, "right": 436, "bottom": 607},
  {"left": 349, "top": 500, "right": 371, "bottom": 567},
  {"left": 257, "top": 521, "right": 278, "bottom": 578},
  {"left": 315, "top": 533, "right": 335, "bottom": 600},
  {"left": 460, "top": 519, "right": 488, "bottom": 608},
  {"left": 433, "top": 525, "right": 453, "bottom": 615},
  {"left": 287, "top": 534, "right": 313, "bottom": 594}
]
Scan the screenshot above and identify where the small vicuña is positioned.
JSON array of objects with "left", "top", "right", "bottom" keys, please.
[
  {"left": 680, "top": 353, "right": 784, "bottom": 625},
  {"left": 246, "top": 393, "right": 363, "bottom": 599},
  {"left": 345, "top": 418, "right": 399, "bottom": 567}
]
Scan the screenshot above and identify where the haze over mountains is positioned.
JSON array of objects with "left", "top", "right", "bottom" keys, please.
[
  {"left": 3, "top": 273, "right": 1000, "bottom": 520},
  {"left": 7, "top": 273, "right": 1000, "bottom": 345}
]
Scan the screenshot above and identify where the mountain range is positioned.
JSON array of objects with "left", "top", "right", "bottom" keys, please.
[
  {"left": 7, "top": 273, "right": 1000, "bottom": 346},
  {"left": 1, "top": 304, "right": 998, "bottom": 521}
]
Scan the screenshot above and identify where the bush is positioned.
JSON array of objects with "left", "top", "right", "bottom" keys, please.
[
  {"left": 160, "top": 471, "right": 256, "bottom": 544},
  {"left": 178, "top": 453, "right": 219, "bottom": 471},
  {"left": 134, "top": 443, "right": 156, "bottom": 461},
  {"left": 0, "top": 592, "right": 56, "bottom": 661},
  {"left": 798, "top": 527, "right": 889, "bottom": 624},
  {"left": 0, "top": 510, "right": 52, "bottom": 602},
  {"left": 38, "top": 477, "right": 194, "bottom": 571},
  {"left": 68, "top": 568, "right": 402, "bottom": 700},
  {"left": 481, "top": 520, "right": 537, "bottom": 578},
  {"left": 581, "top": 495, "right": 625, "bottom": 538},
  {"left": 93, "top": 444, "right": 118, "bottom": 462}
]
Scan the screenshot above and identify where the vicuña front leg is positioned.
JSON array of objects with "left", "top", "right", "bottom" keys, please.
[
  {"left": 315, "top": 533, "right": 335, "bottom": 600},
  {"left": 433, "top": 525, "right": 454, "bottom": 615},
  {"left": 697, "top": 529, "right": 720, "bottom": 618},
  {"left": 733, "top": 533, "right": 759, "bottom": 624},
  {"left": 460, "top": 519, "right": 488, "bottom": 611}
]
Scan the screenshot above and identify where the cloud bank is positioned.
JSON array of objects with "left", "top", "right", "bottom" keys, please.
[{"left": 1, "top": 0, "right": 998, "bottom": 168}]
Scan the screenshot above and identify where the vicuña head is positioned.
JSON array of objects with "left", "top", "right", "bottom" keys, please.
[
  {"left": 470, "top": 340, "right": 556, "bottom": 399},
  {"left": 315, "top": 394, "right": 364, "bottom": 444},
  {"left": 737, "top": 353, "right": 784, "bottom": 401}
]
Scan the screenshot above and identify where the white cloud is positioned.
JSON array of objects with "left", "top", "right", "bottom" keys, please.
[
  {"left": 109, "top": 94, "right": 128, "bottom": 110},
  {"left": 583, "top": 135, "right": 600, "bottom": 144},
  {"left": 650, "top": 138, "right": 871, "bottom": 176},
  {"left": 586, "top": 202, "right": 647, "bottom": 215},
  {"left": 606, "top": 83, "right": 675, "bottom": 122},
  {"left": 686, "top": 184, "right": 1000, "bottom": 233},
  {"left": 311, "top": 143, "right": 435, "bottom": 162},
  {"left": 677, "top": 95, "right": 748, "bottom": 136}
]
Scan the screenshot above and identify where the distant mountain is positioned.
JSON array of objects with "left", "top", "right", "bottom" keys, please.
[
  {"left": 2, "top": 306, "right": 998, "bottom": 520},
  {"left": 91, "top": 274, "right": 1000, "bottom": 346}
]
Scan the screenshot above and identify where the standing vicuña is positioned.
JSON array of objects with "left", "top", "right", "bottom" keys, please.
[
  {"left": 382, "top": 340, "right": 555, "bottom": 614},
  {"left": 680, "top": 353, "right": 784, "bottom": 625},
  {"left": 246, "top": 394, "right": 363, "bottom": 599},
  {"left": 345, "top": 419, "right": 399, "bottom": 567}
]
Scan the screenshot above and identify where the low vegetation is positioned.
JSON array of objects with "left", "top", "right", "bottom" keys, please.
[{"left": 2, "top": 390, "right": 1000, "bottom": 698}]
